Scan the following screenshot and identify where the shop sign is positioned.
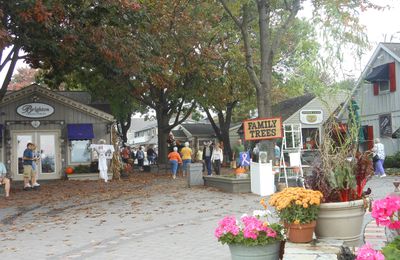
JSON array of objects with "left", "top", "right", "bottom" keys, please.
[
  {"left": 243, "top": 117, "right": 283, "bottom": 141},
  {"left": 17, "top": 103, "right": 55, "bottom": 118},
  {"left": 300, "top": 110, "right": 323, "bottom": 124},
  {"left": 379, "top": 114, "right": 392, "bottom": 137}
]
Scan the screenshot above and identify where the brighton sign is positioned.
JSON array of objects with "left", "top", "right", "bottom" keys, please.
[
  {"left": 243, "top": 117, "right": 283, "bottom": 141},
  {"left": 17, "top": 103, "right": 55, "bottom": 118}
]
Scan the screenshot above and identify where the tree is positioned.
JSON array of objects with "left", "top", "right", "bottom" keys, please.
[
  {"left": 26, "top": 0, "right": 221, "bottom": 163},
  {"left": 218, "top": 0, "right": 382, "bottom": 158},
  {"left": 8, "top": 67, "right": 38, "bottom": 90}
]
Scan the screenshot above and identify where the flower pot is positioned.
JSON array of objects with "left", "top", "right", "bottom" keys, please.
[
  {"left": 228, "top": 242, "right": 280, "bottom": 260},
  {"left": 286, "top": 221, "right": 316, "bottom": 243},
  {"left": 315, "top": 199, "right": 367, "bottom": 246}
]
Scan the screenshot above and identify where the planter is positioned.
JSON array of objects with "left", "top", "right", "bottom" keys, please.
[
  {"left": 315, "top": 199, "right": 367, "bottom": 246},
  {"left": 67, "top": 172, "right": 112, "bottom": 181},
  {"left": 203, "top": 175, "right": 250, "bottom": 193},
  {"left": 228, "top": 242, "right": 280, "bottom": 260},
  {"left": 286, "top": 221, "right": 316, "bottom": 243}
]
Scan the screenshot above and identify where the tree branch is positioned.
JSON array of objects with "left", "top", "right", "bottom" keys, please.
[
  {"left": 270, "top": 0, "right": 301, "bottom": 56},
  {"left": 0, "top": 45, "right": 21, "bottom": 100},
  {"left": 203, "top": 105, "right": 222, "bottom": 140},
  {"left": 167, "top": 101, "right": 196, "bottom": 131},
  {"left": 218, "top": 0, "right": 242, "bottom": 28}
]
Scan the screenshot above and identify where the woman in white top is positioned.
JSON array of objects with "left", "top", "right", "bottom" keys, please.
[
  {"left": 372, "top": 138, "right": 386, "bottom": 177},
  {"left": 211, "top": 143, "right": 223, "bottom": 175}
]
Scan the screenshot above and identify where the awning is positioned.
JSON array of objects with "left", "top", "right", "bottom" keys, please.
[
  {"left": 67, "top": 124, "right": 94, "bottom": 140},
  {"left": 365, "top": 63, "right": 389, "bottom": 82}
]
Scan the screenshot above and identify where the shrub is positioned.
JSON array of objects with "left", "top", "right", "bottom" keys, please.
[{"left": 384, "top": 152, "right": 400, "bottom": 168}]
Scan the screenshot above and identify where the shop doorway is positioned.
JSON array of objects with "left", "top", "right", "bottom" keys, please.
[{"left": 11, "top": 131, "right": 61, "bottom": 180}]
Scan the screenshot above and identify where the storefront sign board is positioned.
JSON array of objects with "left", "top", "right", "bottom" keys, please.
[
  {"left": 17, "top": 103, "right": 55, "bottom": 118},
  {"left": 243, "top": 117, "right": 282, "bottom": 141}
]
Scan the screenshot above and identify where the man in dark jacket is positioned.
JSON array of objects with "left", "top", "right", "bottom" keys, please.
[{"left": 202, "top": 141, "right": 213, "bottom": 176}]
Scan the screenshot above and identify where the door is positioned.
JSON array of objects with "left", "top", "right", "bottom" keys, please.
[{"left": 12, "top": 131, "right": 61, "bottom": 180}]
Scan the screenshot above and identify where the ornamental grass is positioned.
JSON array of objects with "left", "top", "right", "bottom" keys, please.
[{"left": 268, "top": 187, "right": 323, "bottom": 225}]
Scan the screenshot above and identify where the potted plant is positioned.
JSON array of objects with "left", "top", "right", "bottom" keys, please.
[
  {"left": 305, "top": 119, "right": 374, "bottom": 245},
  {"left": 215, "top": 211, "right": 285, "bottom": 260},
  {"left": 268, "top": 187, "right": 323, "bottom": 243}
]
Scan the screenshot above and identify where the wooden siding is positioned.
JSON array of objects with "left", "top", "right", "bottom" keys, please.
[
  {"left": 351, "top": 50, "right": 400, "bottom": 156},
  {"left": 0, "top": 91, "right": 113, "bottom": 173},
  {"left": 285, "top": 93, "right": 347, "bottom": 126}
]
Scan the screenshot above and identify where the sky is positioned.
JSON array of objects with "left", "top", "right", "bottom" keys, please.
[
  {"left": 343, "top": 0, "right": 400, "bottom": 78},
  {"left": 1, "top": 0, "right": 400, "bottom": 85}
]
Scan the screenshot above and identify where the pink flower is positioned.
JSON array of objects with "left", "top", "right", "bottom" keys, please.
[
  {"left": 372, "top": 196, "right": 400, "bottom": 229},
  {"left": 266, "top": 227, "right": 277, "bottom": 238},
  {"left": 356, "top": 243, "right": 384, "bottom": 260},
  {"left": 215, "top": 216, "right": 240, "bottom": 238}
]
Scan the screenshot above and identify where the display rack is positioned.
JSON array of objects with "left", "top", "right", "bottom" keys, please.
[{"left": 278, "top": 124, "right": 304, "bottom": 187}]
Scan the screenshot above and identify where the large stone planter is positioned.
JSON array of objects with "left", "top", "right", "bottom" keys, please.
[
  {"left": 315, "top": 199, "right": 367, "bottom": 246},
  {"left": 67, "top": 172, "right": 112, "bottom": 181},
  {"left": 228, "top": 242, "right": 280, "bottom": 260},
  {"left": 203, "top": 175, "right": 250, "bottom": 193}
]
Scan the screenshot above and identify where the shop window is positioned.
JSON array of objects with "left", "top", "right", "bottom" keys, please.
[
  {"left": 70, "top": 140, "right": 91, "bottom": 163},
  {"left": 378, "top": 80, "right": 389, "bottom": 93},
  {"left": 301, "top": 128, "right": 319, "bottom": 150}
]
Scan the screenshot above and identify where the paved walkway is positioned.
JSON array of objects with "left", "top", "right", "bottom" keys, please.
[{"left": 0, "top": 174, "right": 397, "bottom": 259}]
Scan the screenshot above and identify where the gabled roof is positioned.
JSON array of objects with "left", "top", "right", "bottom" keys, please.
[
  {"left": 339, "top": 42, "right": 400, "bottom": 118},
  {"left": 272, "top": 94, "right": 315, "bottom": 121},
  {"left": 1, "top": 84, "right": 114, "bottom": 122},
  {"left": 135, "top": 121, "right": 157, "bottom": 132},
  {"left": 230, "top": 94, "right": 316, "bottom": 131},
  {"left": 381, "top": 42, "right": 400, "bottom": 61},
  {"left": 180, "top": 123, "right": 215, "bottom": 136},
  {"left": 172, "top": 129, "right": 187, "bottom": 138}
]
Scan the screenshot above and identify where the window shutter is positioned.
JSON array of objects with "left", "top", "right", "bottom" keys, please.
[
  {"left": 366, "top": 125, "right": 374, "bottom": 150},
  {"left": 373, "top": 83, "right": 379, "bottom": 96},
  {"left": 389, "top": 62, "right": 396, "bottom": 92}
]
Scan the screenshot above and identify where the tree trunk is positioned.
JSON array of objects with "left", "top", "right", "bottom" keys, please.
[
  {"left": 156, "top": 111, "right": 170, "bottom": 164},
  {"left": 118, "top": 115, "right": 132, "bottom": 144},
  {"left": 220, "top": 126, "right": 232, "bottom": 162}
]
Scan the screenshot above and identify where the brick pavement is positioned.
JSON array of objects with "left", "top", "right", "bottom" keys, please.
[{"left": 0, "top": 174, "right": 397, "bottom": 259}]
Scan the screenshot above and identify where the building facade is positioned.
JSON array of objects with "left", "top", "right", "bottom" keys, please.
[
  {"left": 344, "top": 42, "right": 400, "bottom": 155},
  {"left": 0, "top": 84, "right": 114, "bottom": 180}
]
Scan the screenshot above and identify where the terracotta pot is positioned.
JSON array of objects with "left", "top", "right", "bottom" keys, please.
[{"left": 286, "top": 221, "right": 316, "bottom": 243}]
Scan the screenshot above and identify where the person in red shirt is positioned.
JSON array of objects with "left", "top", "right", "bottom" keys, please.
[{"left": 168, "top": 147, "right": 182, "bottom": 179}]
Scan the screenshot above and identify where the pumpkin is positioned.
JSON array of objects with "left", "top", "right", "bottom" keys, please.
[
  {"left": 235, "top": 167, "right": 246, "bottom": 174},
  {"left": 65, "top": 167, "right": 74, "bottom": 174}
]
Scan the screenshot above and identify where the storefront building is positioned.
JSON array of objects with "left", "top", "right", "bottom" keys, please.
[{"left": 0, "top": 84, "right": 114, "bottom": 180}]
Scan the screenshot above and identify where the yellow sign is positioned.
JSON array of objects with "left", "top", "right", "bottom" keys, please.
[{"left": 243, "top": 117, "right": 283, "bottom": 141}]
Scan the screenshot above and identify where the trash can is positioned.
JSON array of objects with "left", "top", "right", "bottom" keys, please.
[{"left": 188, "top": 163, "right": 203, "bottom": 187}]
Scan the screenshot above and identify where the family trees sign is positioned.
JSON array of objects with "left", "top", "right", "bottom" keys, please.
[{"left": 243, "top": 117, "right": 283, "bottom": 141}]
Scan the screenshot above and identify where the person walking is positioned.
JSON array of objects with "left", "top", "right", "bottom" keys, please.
[
  {"left": 202, "top": 141, "right": 213, "bottom": 176},
  {"left": 146, "top": 146, "right": 156, "bottom": 165},
  {"left": 136, "top": 146, "right": 145, "bottom": 171},
  {"left": 0, "top": 162, "right": 10, "bottom": 198},
  {"left": 22, "top": 142, "right": 39, "bottom": 190},
  {"left": 168, "top": 147, "right": 182, "bottom": 179},
  {"left": 31, "top": 144, "right": 40, "bottom": 188},
  {"left": 180, "top": 142, "right": 192, "bottom": 177},
  {"left": 211, "top": 142, "right": 223, "bottom": 175},
  {"left": 232, "top": 139, "right": 244, "bottom": 168},
  {"left": 372, "top": 138, "right": 386, "bottom": 177}
]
